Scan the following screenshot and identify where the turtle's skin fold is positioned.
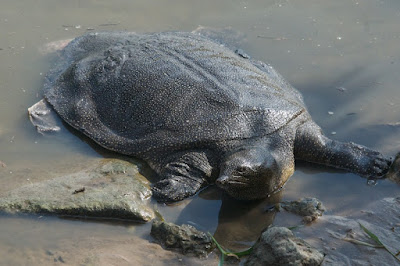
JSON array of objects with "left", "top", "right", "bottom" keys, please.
[{"left": 30, "top": 31, "right": 392, "bottom": 202}]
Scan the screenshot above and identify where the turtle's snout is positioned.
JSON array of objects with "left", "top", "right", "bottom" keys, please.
[
  {"left": 215, "top": 175, "right": 250, "bottom": 191},
  {"left": 215, "top": 175, "right": 229, "bottom": 187}
]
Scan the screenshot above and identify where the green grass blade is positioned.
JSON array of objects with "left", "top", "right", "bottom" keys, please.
[
  {"left": 208, "top": 233, "right": 227, "bottom": 255},
  {"left": 358, "top": 223, "right": 400, "bottom": 263},
  {"left": 153, "top": 208, "right": 165, "bottom": 222},
  {"left": 218, "top": 253, "right": 225, "bottom": 266},
  {"left": 359, "top": 223, "right": 384, "bottom": 246},
  {"left": 343, "top": 237, "right": 384, "bottom": 248},
  {"left": 226, "top": 253, "right": 239, "bottom": 259},
  {"left": 229, "top": 246, "right": 253, "bottom": 257},
  {"left": 209, "top": 232, "right": 227, "bottom": 266},
  {"left": 208, "top": 232, "right": 254, "bottom": 265}
]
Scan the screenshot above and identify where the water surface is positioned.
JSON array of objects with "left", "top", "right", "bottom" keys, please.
[{"left": 1, "top": 0, "right": 400, "bottom": 264}]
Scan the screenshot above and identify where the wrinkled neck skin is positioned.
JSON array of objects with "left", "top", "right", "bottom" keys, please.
[{"left": 216, "top": 131, "right": 295, "bottom": 200}]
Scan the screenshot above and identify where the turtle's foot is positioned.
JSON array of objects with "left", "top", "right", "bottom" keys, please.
[
  {"left": 152, "top": 176, "right": 204, "bottom": 202},
  {"left": 28, "top": 99, "right": 61, "bottom": 134},
  {"left": 295, "top": 120, "right": 393, "bottom": 179},
  {"left": 350, "top": 143, "right": 392, "bottom": 178}
]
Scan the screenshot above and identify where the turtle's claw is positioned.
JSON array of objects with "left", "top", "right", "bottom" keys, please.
[{"left": 152, "top": 176, "right": 202, "bottom": 202}]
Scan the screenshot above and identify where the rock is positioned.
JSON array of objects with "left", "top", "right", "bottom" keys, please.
[
  {"left": 297, "top": 197, "right": 400, "bottom": 266},
  {"left": 0, "top": 159, "right": 154, "bottom": 222},
  {"left": 245, "top": 227, "right": 324, "bottom": 266},
  {"left": 150, "top": 220, "right": 215, "bottom": 257},
  {"left": 281, "top": 197, "right": 325, "bottom": 223}
]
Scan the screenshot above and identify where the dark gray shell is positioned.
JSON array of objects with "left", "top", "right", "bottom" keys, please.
[{"left": 44, "top": 32, "right": 306, "bottom": 155}]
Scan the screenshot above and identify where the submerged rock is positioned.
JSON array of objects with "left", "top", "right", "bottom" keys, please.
[
  {"left": 281, "top": 197, "right": 325, "bottom": 223},
  {"left": 245, "top": 227, "right": 324, "bottom": 266},
  {"left": 0, "top": 159, "right": 154, "bottom": 222},
  {"left": 150, "top": 220, "right": 214, "bottom": 257}
]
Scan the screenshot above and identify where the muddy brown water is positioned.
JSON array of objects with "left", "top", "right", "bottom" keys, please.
[{"left": 1, "top": 0, "right": 400, "bottom": 265}]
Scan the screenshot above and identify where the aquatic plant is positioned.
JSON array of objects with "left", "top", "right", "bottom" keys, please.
[
  {"left": 208, "top": 233, "right": 253, "bottom": 266},
  {"left": 344, "top": 222, "right": 400, "bottom": 262}
]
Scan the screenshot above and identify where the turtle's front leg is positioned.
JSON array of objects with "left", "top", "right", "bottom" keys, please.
[
  {"left": 151, "top": 151, "right": 216, "bottom": 202},
  {"left": 294, "top": 121, "right": 392, "bottom": 178}
]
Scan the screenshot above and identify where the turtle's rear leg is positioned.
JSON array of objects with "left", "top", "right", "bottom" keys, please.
[
  {"left": 151, "top": 151, "right": 216, "bottom": 202},
  {"left": 28, "top": 99, "right": 61, "bottom": 134},
  {"left": 294, "top": 121, "right": 392, "bottom": 178}
]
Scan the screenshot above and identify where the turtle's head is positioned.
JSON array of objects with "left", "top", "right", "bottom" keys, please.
[{"left": 216, "top": 145, "right": 294, "bottom": 200}]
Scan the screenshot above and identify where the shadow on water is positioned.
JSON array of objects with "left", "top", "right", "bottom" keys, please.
[
  {"left": 354, "top": 124, "right": 400, "bottom": 151},
  {"left": 0, "top": 211, "right": 147, "bottom": 228},
  {"left": 171, "top": 185, "right": 283, "bottom": 250},
  {"left": 298, "top": 65, "right": 400, "bottom": 153},
  {"left": 213, "top": 192, "right": 282, "bottom": 249},
  {"left": 299, "top": 66, "right": 375, "bottom": 118}
]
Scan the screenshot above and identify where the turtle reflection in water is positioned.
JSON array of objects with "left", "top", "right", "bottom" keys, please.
[{"left": 28, "top": 31, "right": 392, "bottom": 202}]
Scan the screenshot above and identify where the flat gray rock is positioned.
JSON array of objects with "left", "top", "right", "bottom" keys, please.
[
  {"left": 245, "top": 226, "right": 324, "bottom": 266},
  {"left": 0, "top": 159, "right": 154, "bottom": 222},
  {"left": 296, "top": 197, "right": 400, "bottom": 266}
]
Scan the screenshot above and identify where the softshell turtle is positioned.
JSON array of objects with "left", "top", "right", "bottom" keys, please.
[{"left": 28, "top": 31, "right": 392, "bottom": 202}]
